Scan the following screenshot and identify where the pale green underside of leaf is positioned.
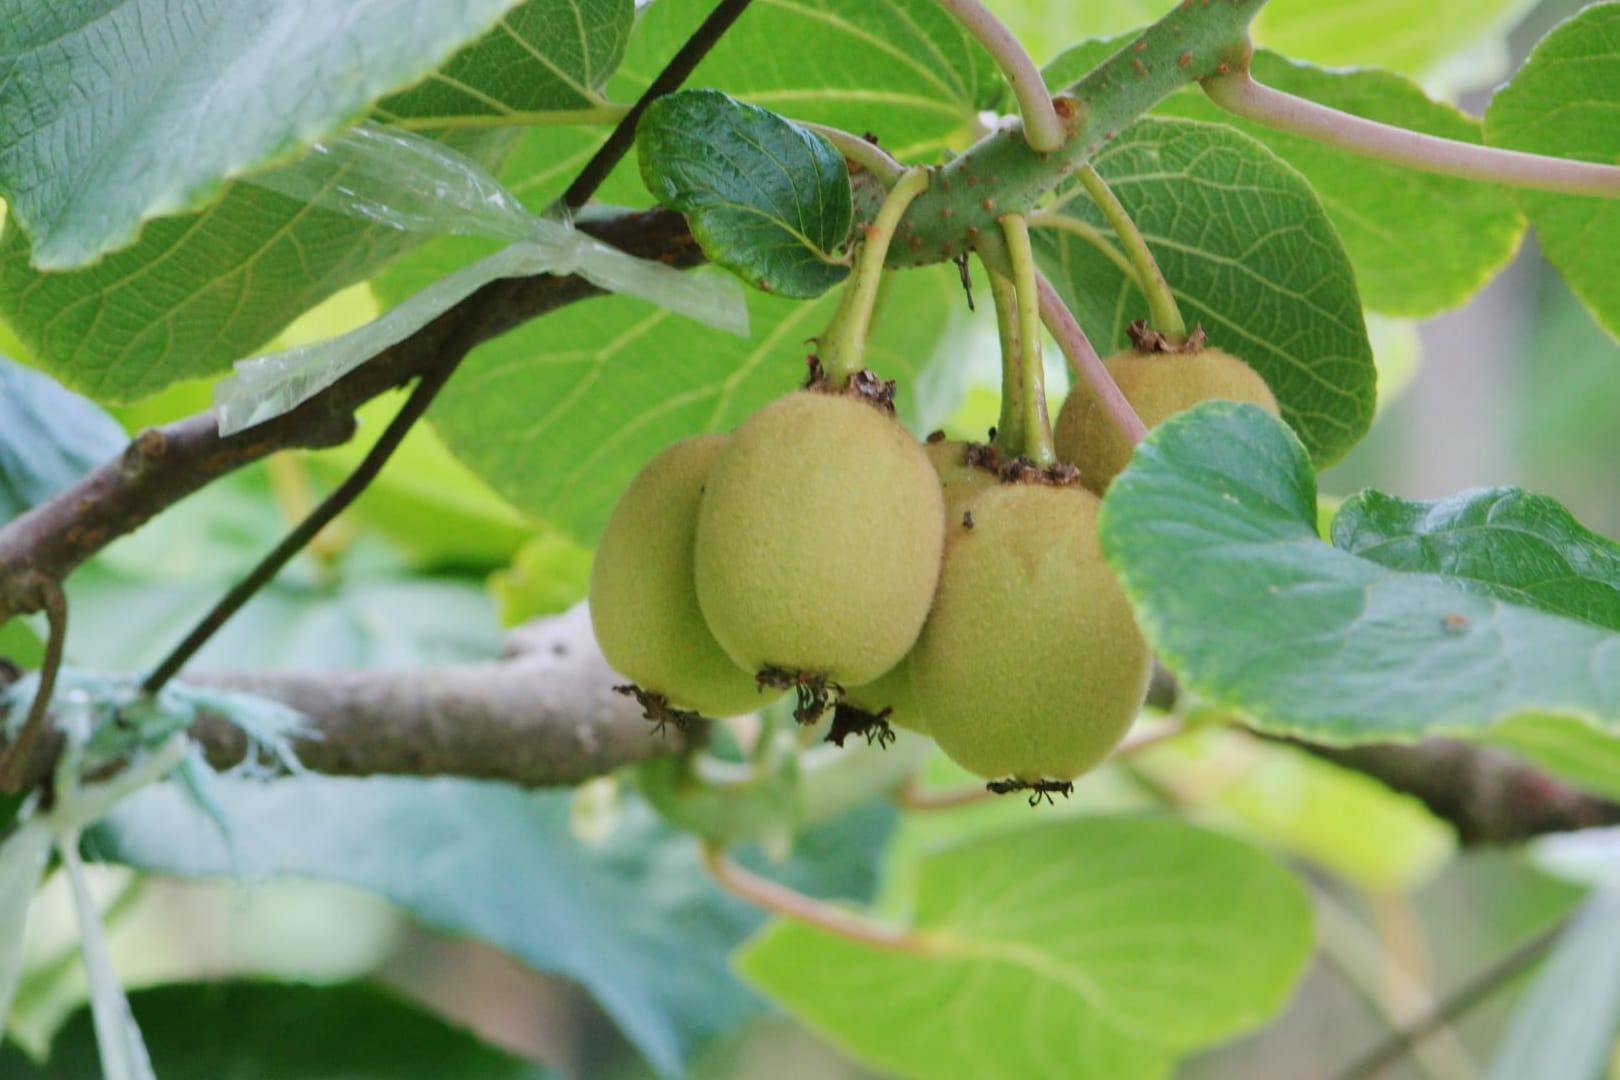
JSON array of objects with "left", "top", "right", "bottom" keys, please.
[
  {"left": 0, "top": 0, "right": 632, "bottom": 402},
  {"left": 0, "top": 0, "right": 526, "bottom": 270},
  {"left": 737, "top": 817, "right": 1311, "bottom": 1080},
  {"left": 1485, "top": 2, "right": 1620, "bottom": 345},
  {"left": 426, "top": 263, "right": 960, "bottom": 542},
  {"left": 638, "top": 90, "right": 852, "bottom": 298},
  {"left": 1100, "top": 403, "right": 1620, "bottom": 744},
  {"left": 1035, "top": 117, "right": 1376, "bottom": 466}
]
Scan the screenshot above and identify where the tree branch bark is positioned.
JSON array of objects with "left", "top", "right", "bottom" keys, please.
[{"left": 0, "top": 208, "right": 701, "bottom": 624}]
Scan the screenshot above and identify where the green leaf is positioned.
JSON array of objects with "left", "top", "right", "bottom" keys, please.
[
  {"left": 33, "top": 981, "right": 555, "bottom": 1079},
  {"left": 1485, "top": 2, "right": 1620, "bottom": 344},
  {"left": 1036, "top": 117, "right": 1376, "bottom": 466},
  {"left": 427, "top": 264, "right": 960, "bottom": 540},
  {"left": 88, "top": 777, "right": 894, "bottom": 1076},
  {"left": 1157, "top": 52, "right": 1524, "bottom": 319},
  {"left": 1489, "top": 884, "right": 1620, "bottom": 1080},
  {"left": 1100, "top": 402, "right": 1620, "bottom": 743},
  {"left": 1254, "top": 0, "right": 1539, "bottom": 89},
  {"left": 624, "top": 0, "right": 999, "bottom": 160},
  {"left": 738, "top": 817, "right": 1311, "bottom": 1080},
  {"left": 0, "top": 0, "right": 524, "bottom": 270},
  {"left": 639, "top": 90, "right": 851, "bottom": 298},
  {"left": 0, "top": 130, "right": 512, "bottom": 403},
  {"left": 1332, "top": 487, "right": 1620, "bottom": 631},
  {"left": 0, "top": 357, "right": 125, "bottom": 525},
  {"left": 376, "top": 0, "right": 633, "bottom": 122}
]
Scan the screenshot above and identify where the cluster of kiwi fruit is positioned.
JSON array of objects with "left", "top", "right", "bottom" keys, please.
[{"left": 589, "top": 340, "right": 1277, "bottom": 800}]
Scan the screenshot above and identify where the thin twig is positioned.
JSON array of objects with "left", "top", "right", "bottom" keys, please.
[
  {"left": 560, "top": 0, "right": 759, "bottom": 210},
  {"left": 1074, "top": 165, "right": 1185, "bottom": 342},
  {"left": 1334, "top": 917, "right": 1568, "bottom": 1080},
  {"left": 929, "top": 0, "right": 1065, "bottom": 153},
  {"left": 139, "top": 347, "right": 468, "bottom": 695},
  {"left": 701, "top": 843, "right": 929, "bottom": 953},
  {"left": 0, "top": 578, "right": 65, "bottom": 793},
  {"left": 1205, "top": 71, "right": 1620, "bottom": 199},
  {"left": 1034, "top": 270, "right": 1147, "bottom": 444}
]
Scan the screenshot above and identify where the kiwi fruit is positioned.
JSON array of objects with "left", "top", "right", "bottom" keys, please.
[
  {"left": 843, "top": 656, "right": 926, "bottom": 735},
  {"left": 923, "top": 437, "right": 997, "bottom": 513},
  {"left": 1055, "top": 347, "right": 1278, "bottom": 493},
  {"left": 589, "top": 435, "right": 776, "bottom": 719},
  {"left": 694, "top": 390, "right": 945, "bottom": 687},
  {"left": 910, "top": 482, "right": 1151, "bottom": 782}
]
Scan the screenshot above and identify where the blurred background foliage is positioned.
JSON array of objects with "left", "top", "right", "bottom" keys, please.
[{"left": 1, "top": 0, "right": 1617, "bottom": 1076}]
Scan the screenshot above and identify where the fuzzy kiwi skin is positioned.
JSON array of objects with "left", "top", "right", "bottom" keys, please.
[
  {"left": 923, "top": 438, "right": 997, "bottom": 512},
  {"left": 911, "top": 483, "right": 1151, "bottom": 782},
  {"left": 589, "top": 435, "right": 776, "bottom": 718},
  {"left": 694, "top": 391, "right": 945, "bottom": 687},
  {"left": 844, "top": 657, "right": 927, "bottom": 735},
  {"left": 1056, "top": 347, "right": 1278, "bottom": 494}
]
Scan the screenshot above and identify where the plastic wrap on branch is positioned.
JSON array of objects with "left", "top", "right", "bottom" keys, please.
[{"left": 214, "top": 122, "right": 748, "bottom": 436}]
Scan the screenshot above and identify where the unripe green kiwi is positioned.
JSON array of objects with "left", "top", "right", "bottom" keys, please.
[
  {"left": 1055, "top": 347, "right": 1278, "bottom": 493},
  {"left": 589, "top": 435, "right": 775, "bottom": 718},
  {"left": 923, "top": 437, "right": 997, "bottom": 513},
  {"left": 844, "top": 656, "right": 927, "bottom": 735},
  {"left": 911, "top": 483, "right": 1151, "bottom": 782},
  {"left": 694, "top": 391, "right": 945, "bottom": 686}
]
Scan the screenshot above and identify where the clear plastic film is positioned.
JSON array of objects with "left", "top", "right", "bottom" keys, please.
[{"left": 214, "top": 122, "right": 747, "bottom": 436}]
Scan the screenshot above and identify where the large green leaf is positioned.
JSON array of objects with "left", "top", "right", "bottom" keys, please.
[
  {"left": 1158, "top": 52, "right": 1524, "bottom": 319},
  {"left": 1485, "top": 2, "right": 1620, "bottom": 344},
  {"left": 1036, "top": 117, "right": 1376, "bottom": 466},
  {"left": 1100, "top": 402, "right": 1620, "bottom": 743},
  {"left": 0, "top": 0, "right": 637, "bottom": 402},
  {"left": 18, "top": 981, "right": 554, "bottom": 1079},
  {"left": 426, "top": 264, "right": 961, "bottom": 541},
  {"left": 0, "top": 0, "right": 523, "bottom": 270},
  {"left": 377, "top": 0, "right": 632, "bottom": 123},
  {"left": 639, "top": 90, "right": 851, "bottom": 298},
  {"left": 0, "top": 357, "right": 125, "bottom": 526},
  {"left": 738, "top": 817, "right": 1311, "bottom": 1080},
  {"left": 88, "top": 777, "right": 893, "bottom": 1076}
]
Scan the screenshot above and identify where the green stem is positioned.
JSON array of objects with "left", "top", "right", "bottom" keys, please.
[
  {"left": 986, "top": 262, "right": 1025, "bottom": 458},
  {"left": 875, "top": 0, "right": 1268, "bottom": 266},
  {"left": 819, "top": 167, "right": 932, "bottom": 381},
  {"left": 930, "top": 0, "right": 1065, "bottom": 153},
  {"left": 1205, "top": 69, "right": 1620, "bottom": 199},
  {"left": 389, "top": 104, "right": 630, "bottom": 130},
  {"left": 1028, "top": 211, "right": 1142, "bottom": 289},
  {"left": 1075, "top": 165, "right": 1186, "bottom": 342},
  {"left": 800, "top": 122, "right": 905, "bottom": 188},
  {"left": 999, "top": 214, "right": 1055, "bottom": 466}
]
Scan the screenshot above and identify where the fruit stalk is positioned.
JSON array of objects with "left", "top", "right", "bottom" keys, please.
[
  {"left": 801, "top": 123, "right": 905, "bottom": 189},
  {"left": 987, "top": 265, "right": 1027, "bottom": 458},
  {"left": 1204, "top": 68, "right": 1620, "bottom": 198},
  {"left": 929, "top": 0, "right": 1065, "bottom": 152},
  {"left": 999, "top": 213, "right": 1056, "bottom": 465},
  {"left": 819, "top": 167, "right": 932, "bottom": 381},
  {"left": 1074, "top": 164, "right": 1186, "bottom": 343},
  {"left": 1035, "top": 271, "right": 1148, "bottom": 445}
]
